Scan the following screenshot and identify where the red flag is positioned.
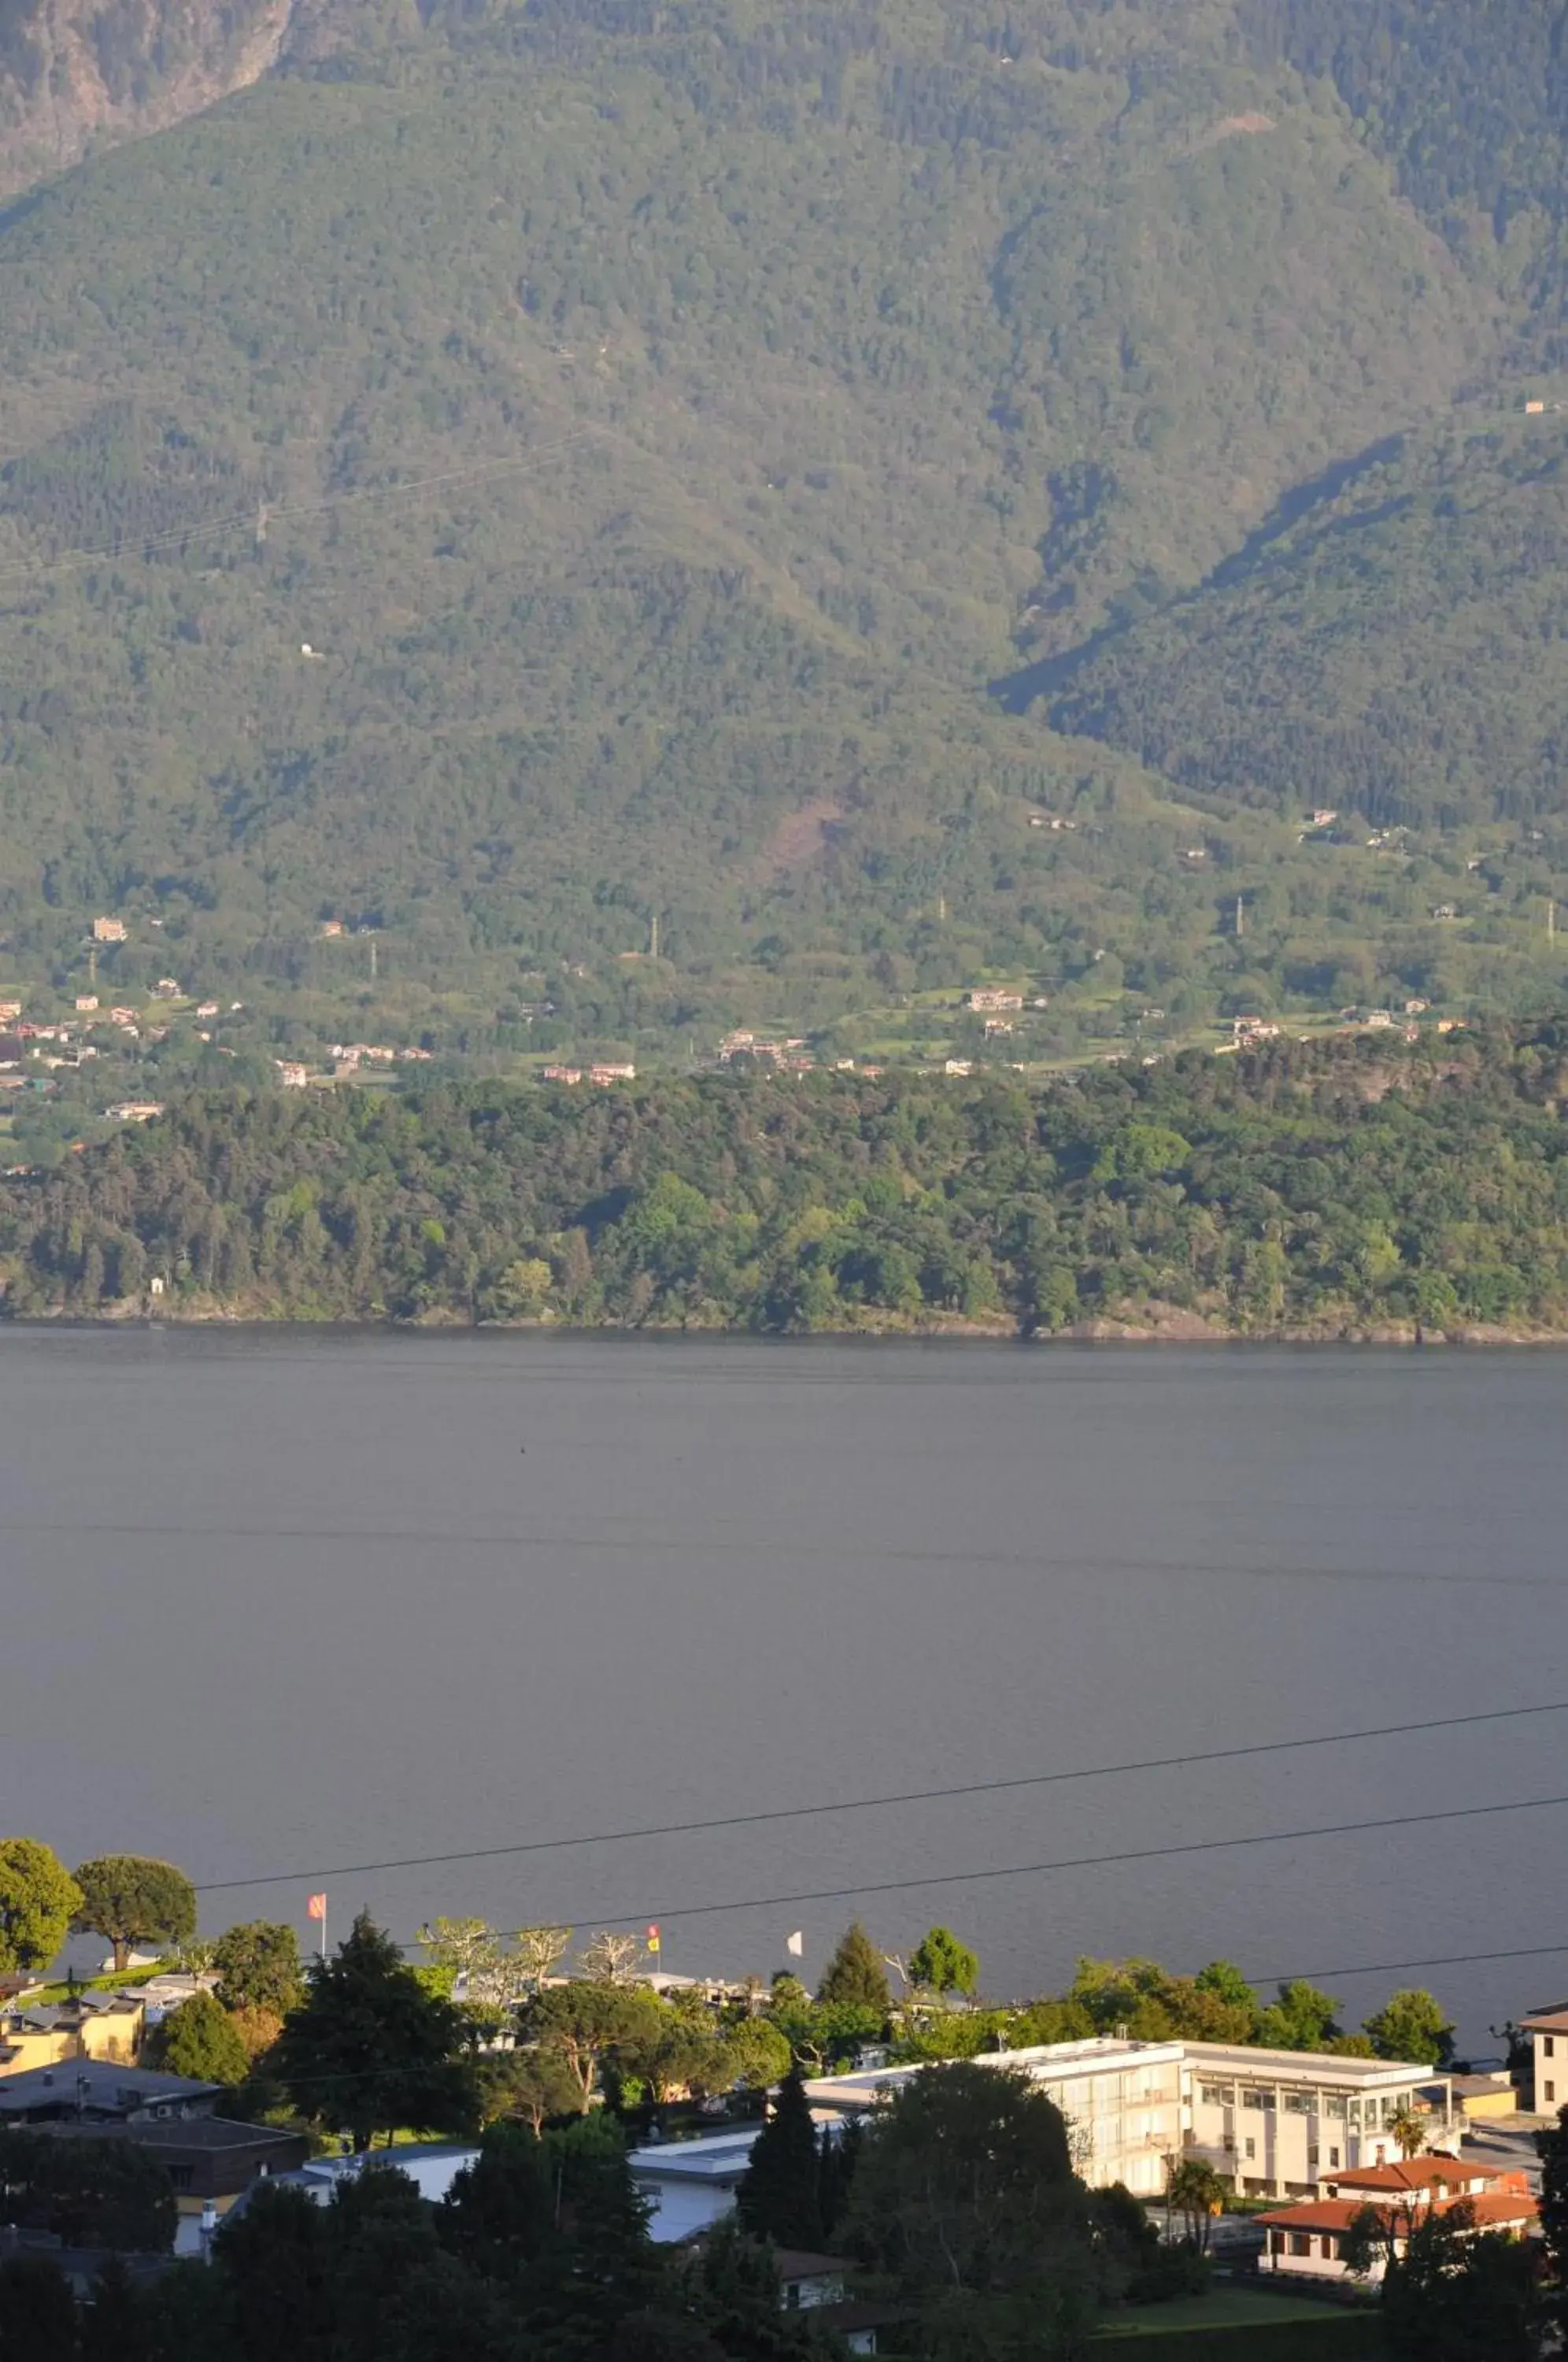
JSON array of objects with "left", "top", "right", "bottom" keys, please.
[{"left": 307, "top": 1893, "right": 327, "bottom": 1922}]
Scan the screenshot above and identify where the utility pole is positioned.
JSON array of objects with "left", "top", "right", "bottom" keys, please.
[
  {"left": 1235, "top": 893, "right": 1245, "bottom": 940},
  {"left": 1549, "top": 897, "right": 1557, "bottom": 946},
  {"left": 254, "top": 498, "right": 269, "bottom": 551},
  {"left": 649, "top": 910, "right": 660, "bottom": 961},
  {"left": 368, "top": 935, "right": 378, "bottom": 984},
  {"left": 87, "top": 945, "right": 97, "bottom": 987}
]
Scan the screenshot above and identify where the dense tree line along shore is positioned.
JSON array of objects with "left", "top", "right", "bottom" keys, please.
[{"left": 3, "top": 1027, "right": 1568, "bottom": 1335}]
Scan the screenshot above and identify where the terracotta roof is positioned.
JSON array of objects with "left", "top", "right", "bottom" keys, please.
[
  {"left": 1260, "top": 2193, "right": 1537, "bottom": 2235},
  {"left": 1464, "top": 2192, "right": 1540, "bottom": 2228},
  {"left": 771, "top": 2251, "right": 849, "bottom": 2280},
  {"left": 1522, "top": 2006, "right": 1568, "bottom": 2033},
  {"left": 1259, "top": 2200, "right": 1364, "bottom": 2232},
  {"left": 1327, "top": 2159, "right": 1502, "bottom": 2194}
]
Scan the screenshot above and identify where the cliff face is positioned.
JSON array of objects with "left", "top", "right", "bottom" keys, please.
[{"left": 0, "top": 0, "right": 302, "bottom": 193}]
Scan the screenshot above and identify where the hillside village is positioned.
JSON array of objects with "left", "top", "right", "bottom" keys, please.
[{"left": 0, "top": 906, "right": 1475, "bottom": 1179}]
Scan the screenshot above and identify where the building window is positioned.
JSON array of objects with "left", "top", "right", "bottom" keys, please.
[
  {"left": 1241, "top": 2088, "right": 1275, "bottom": 2111},
  {"left": 1244, "top": 2138, "right": 1256, "bottom": 2160},
  {"left": 1329, "top": 2147, "right": 1341, "bottom": 2169},
  {"left": 1290, "top": 2234, "right": 1312, "bottom": 2256},
  {"left": 1548, "top": 2082, "right": 1556, "bottom": 2105},
  {"left": 1270, "top": 2231, "right": 1285, "bottom": 2255},
  {"left": 1284, "top": 2090, "right": 1312, "bottom": 2115},
  {"left": 1547, "top": 2037, "right": 1556, "bottom": 2059},
  {"left": 1347, "top": 2101, "right": 1361, "bottom": 2125},
  {"left": 1307, "top": 2146, "right": 1318, "bottom": 2168},
  {"left": 1322, "top": 2093, "right": 1347, "bottom": 2119},
  {"left": 1199, "top": 2082, "right": 1235, "bottom": 2107}
]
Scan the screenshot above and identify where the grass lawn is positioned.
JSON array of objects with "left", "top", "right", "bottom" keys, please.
[{"left": 1097, "top": 2288, "right": 1361, "bottom": 2334}]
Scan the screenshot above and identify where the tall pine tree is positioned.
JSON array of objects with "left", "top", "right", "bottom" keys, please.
[
  {"left": 273, "top": 1911, "right": 475, "bottom": 2151},
  {"left": 815, "top": 1924, "right": 890, "bottom": 2016},
  {"left": 736, "top": 2068, "right": 824, "bottom": 2249}
]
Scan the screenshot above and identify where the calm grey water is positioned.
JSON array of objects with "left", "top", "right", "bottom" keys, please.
[{"left": 2, "top": 1329, "right": 1565, "bottom": 2050}]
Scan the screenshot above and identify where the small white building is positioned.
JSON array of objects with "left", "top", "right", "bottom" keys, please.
[
  {"left": 1258, "top": 2159, "right": 1537, "bottom": 2283},
  {"left": 627, "top": 2129, "right": 764, "bottom": 2241}
]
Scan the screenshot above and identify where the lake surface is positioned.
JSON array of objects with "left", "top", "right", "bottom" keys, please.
[{"left": 2, "top": 1328, "right": 1566, "bottom": 2050}]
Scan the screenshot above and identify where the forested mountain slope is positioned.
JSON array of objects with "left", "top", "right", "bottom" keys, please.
[
  {"left": 1050, "top": 416, "right": 1568, "bottom": 829},
  {"left": 0, "top": 0, "right": 1566, "bottom": 1055}
]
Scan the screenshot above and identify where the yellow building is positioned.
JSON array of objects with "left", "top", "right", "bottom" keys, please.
[{"left": 0, "top": 1993, "right": 146, "bottom": 2075}]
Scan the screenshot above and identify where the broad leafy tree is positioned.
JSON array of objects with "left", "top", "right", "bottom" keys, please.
[
  {"left": 528, "top": 1982, "right": 664, "bottom": 2112},
  {"left": 1381, "top": 2205, "right": 1542, "bottom": 2359},
  {"left": 0, "top": 2127, "right": 176, "bottom": 2253},
  {"left": 1363, "top": 1988, "right": 1455, "bottom": 2068},
  {"left": 213, "top": 1921, "right": 304, "bottom": 2016},
  {"left": 477, "top": 2045, "right": 583, "bottom": 2134},
  {"left": 724, "top": 2018, "right": 792, "bottom": 2093},
  {"left": 0, "top": 1839, "right": 80, "bottom": 1975},
  {"left": 151, "top": 1990, "right": 251, "bottom": 2087},
  {"left": 845, "top": 2063, "right": 1101, "bottom": 2354},
  {"left": 72, "top": 1857, "right": 196, "bottom": 1973},
  {"left": 908, "top": 1927, "right": 979, "bottom": 1997}
]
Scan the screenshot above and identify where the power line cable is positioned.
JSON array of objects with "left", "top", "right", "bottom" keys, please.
[
  {"left": 421, "top": 1788, "right": 1568, "bottom": 1932},
  {"left": 190, "top": 1696, "right": 1568, "bottom": 1894},
  {"left": 1256, "top": 1938, "right": 1568, "bottom": 1988}
]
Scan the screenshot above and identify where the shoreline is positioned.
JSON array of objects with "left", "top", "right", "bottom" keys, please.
[{"left": 3, "top": 1301, "right": 1566, "bottom": 1347}]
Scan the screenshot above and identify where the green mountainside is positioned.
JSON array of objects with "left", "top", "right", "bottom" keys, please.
[
  {"left": 1050, "top": 415, "right": 1568, "bottom": 832},
  {"left": 0, "top": 0, "right": 1566, "bottom": 1068}
]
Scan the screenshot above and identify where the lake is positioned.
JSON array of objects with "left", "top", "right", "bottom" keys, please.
[{"left": 2, "top": 1327, "right": 1565, "bottom": 2050}]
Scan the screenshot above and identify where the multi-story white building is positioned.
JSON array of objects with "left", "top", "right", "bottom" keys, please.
[
  {"left": 1521, "top": 2002, "right": 1568, "bottom": 2115},
  {"left": 805, "top": 2038, "right": 1448, "bottom": 2202},
  {"left": 1182, "top": 2042, "right": 1440, "bottom": 2199}
]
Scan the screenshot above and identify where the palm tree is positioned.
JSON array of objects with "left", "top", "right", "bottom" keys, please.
[
  {"left": 1391, "top": 2105, "right": 1427, "bottom": 2160},
  {"left": 1164, "top": 2156, "right": 1228, "bottom": 2252}
]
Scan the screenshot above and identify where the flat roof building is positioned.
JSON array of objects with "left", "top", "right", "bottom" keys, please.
[{"left": 807, "top": 2038, "right": 1448, "bottom": 2202}]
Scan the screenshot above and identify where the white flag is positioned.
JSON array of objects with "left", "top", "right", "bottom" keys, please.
[{"left": 786, "top": 1931, "right": 804, "bottom": 1957}]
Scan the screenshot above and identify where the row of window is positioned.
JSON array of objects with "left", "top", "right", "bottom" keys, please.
[
  {"left": 1270, "top": 2230, "right": 1343, "bottom": 2260},
  {"left": 1198, "top": 2083, "right": 1411, "bottom": 2126},
  {"left": 1233, "top": 2138, "right": 1341, "bottom": 2166}
]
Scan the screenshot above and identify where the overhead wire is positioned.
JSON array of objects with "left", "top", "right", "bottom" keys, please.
[
  {"left": 190, "top": 1694, "right": 1568, "bottom": 1894},
  {"left": 369, "top": 1787, "right": 1568, "bottom": 1932}
]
